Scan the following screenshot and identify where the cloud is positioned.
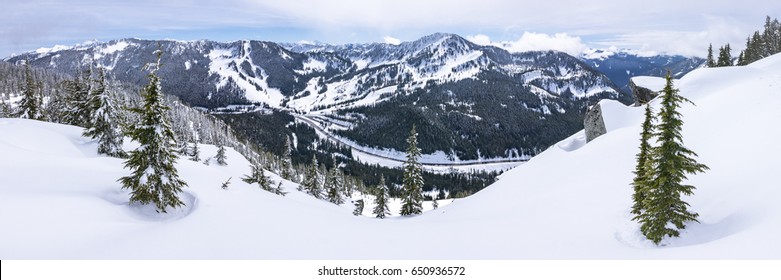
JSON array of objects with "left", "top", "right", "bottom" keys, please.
[
  {"left": 467, "top": 32, "right": 588, "bottom": 56},
  {"left": 383, "top": 36, "right": 401, "bottom": 45}
]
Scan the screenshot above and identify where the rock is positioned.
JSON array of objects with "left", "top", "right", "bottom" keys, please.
[
  {"left": 584, "top": 103, "right": 607, "bottom": 142},
  {"left": 629, "top": 79, "right": 658, "bottom": 106}
]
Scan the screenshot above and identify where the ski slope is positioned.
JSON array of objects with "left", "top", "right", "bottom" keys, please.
[{"left": 1, "top": 54, "right": 781, "bottom": 259}]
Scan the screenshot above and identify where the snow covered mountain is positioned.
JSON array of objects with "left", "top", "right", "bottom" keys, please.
[
  {"left": 5, "top": 34, "right": 628, "bottom": 161},
  {"left": 580, "top": 48, "right": 705, "bottom": 93},
  {"left": 2, "top": 53, "right": 780, "bottom": 259}
]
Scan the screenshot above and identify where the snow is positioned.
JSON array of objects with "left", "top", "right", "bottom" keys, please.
[
  {"left": 631, "top": 76, "right": 671, "bottom": 92},
  {"left": 207, "top": 46, "right": 285, "bottom": 107},
  {"left": 2, "top": 54, "right": 781, "bottom": 259}
]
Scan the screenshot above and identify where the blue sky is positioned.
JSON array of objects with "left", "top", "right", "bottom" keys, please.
[{"left": 2, "top": 0, "right": 779, "bottom": 57}]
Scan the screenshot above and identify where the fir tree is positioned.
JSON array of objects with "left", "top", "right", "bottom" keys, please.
[
  {"left": 280, "top": 136, "right": 293, "bottom": 180},
  {"left": 189, "top": 140, "right": 201, "bottom": 162},
  {"left": 15, "top": 62, "right": 44, "bottom": 120},
  {"left": 717, "top": 44, "right": 733, "bottom": 67},
  {"left": 635, "top": 72, "right": 709, "bottom": 245},
  {"left": 302, "top": 155, "right": 322, "bottom": 198},
  {"left": 324, "top": 157, "right": 344, "bottom": 205},
  {"left": 62, "top": 66, "right": 93, "bottom": 126},
  {"left": 118, "top": 49, "right": 188, "bottom": 213},
  {"left": 400, "top": 125, "right": 424, "bottom": 216},
  {"left": 243, "top": 162, "right": 276, "bottom": 193},
  {"left": 215, "top": 143, "right": 228, "bottom": 165},
  {"left": 706, "top": 44, "right": 715, "bottom": 67},
  {"left": 82, "top": 68, "right": 126, "bottom": 158},
  {"left": 432, "top": 197, "right": 439, "bottom": 210},
  {"left": 372, "top": 176, "right": 391, "bottom": 218},
  {"left": 631, "top": 104, "right": 656, "bottom": 216},
  {"left": 221, "top": 177, "right": 231, "bottom": 190},
  {"left": 353, "top": 199, "right": 364, "bottom": 216}
]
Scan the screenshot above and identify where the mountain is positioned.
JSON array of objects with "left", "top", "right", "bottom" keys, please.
[
  {"left": 580, "top": 48, "right": 705, "bottom": 93},
  {"left": 2, "top": 53, "right": 780, "bottom": 259},
  {"left": 4, "top": 34, "right": 628, "bottom": 162}
]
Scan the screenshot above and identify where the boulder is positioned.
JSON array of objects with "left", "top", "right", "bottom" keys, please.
[{"left": 584, "top": 103, "right": 607, "bottom": 142}]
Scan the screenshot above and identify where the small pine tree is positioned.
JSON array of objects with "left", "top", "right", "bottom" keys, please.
[
  {"left": 15, "top": 62, "right": 44, "bottom": 120},
  {"left": 353, "top": 199, "right": 364, "bottom": 216},
  {"left": 631, "top": 104, "right": 656, "bottom": 216},
  {"left": 372, "top": 176, "right": 391, "bottom": 218},
  {"left": 118, "top": 49, "right": 187, "bottom": 213},
  {"left": 242, "top": 162, "right": 275, "bottom": 193},
  {"left": 717, "top": 44, "right": 733, "bottom": 67},
  {"left": 400, "top": 125, "right": 424, "bottom": 216},
  {"left": 62, "top": 66, "right": 93, "bottom": 126},
  {"left": 302, "top": 155, "right": 322, "bottom": 198},
  {"left": 82, "top": 68, "right": 126, "bottom": 158},
  {"left": 432, "top": 197, "right": 439, "bottom": 210},
  {"left": 221, "top": 177, "right": 231, "bottom": 190},
  {"left": 215, "top": 143, "right": 227, "bottom": 165},
  {"left": 189, "top": 140, "right": 201, "bottom": 162},
  {"left": 635, "top": 72, "right": 709, "bottom": 245},
  {"left": 324, "top": 158, "right": 344, "bottom": 205},
  {"left": 706, "top": 44, "right": 715, "bottom": 67},
  {"left": 280, "top": 136, "right": 293, "bottom": 180}
]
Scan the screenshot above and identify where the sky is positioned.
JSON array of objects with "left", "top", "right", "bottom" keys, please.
[{"left": 1, "top": 0, "right": 779, "bottom": 58}]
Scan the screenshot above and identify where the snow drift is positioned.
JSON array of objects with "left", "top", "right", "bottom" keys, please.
[{"left": 1, "top": 54, "right": 781, "bottom": 259}]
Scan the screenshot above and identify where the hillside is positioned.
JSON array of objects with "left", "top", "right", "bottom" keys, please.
[{"left": 1, "top": 54, "right": 780, "bottom": 259}]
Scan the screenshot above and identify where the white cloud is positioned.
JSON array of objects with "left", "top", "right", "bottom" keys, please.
[
  {"left": 467, "top": 32, "right": 588, "bottom": 56},
  {"left": 383, "top": 36, "right": 401, "bottom": 45}
]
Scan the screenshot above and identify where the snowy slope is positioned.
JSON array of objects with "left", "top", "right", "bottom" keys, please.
[{"left": 1, "top": 54, "right": 781, "bottom": 259}]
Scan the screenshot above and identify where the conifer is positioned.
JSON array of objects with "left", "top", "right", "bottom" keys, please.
[
  {"left": 631, "top": 104, "right": 655, "bottom": 216},
  {"left": 221, "top": 177, "right": 231, "bottom": 190},
  {"left": 324, "top": 157, "right": 344, "bottom": 205},
  {"left": 118, "top": 49, "right": 187, "bottom": 213},
  {"left": 216, "top": 143, "right": 228, "bottom": 165},
  {"left": 280, "top": 136, "right": 293, "bottom": 180},
  {"left": 82, "top": 68, "right": 126, "bottom": 158},
  {"left": 706, "top": 44, "right": 715, "bottom": 67},
  {"left": 353, "top": 199, "right": 364, "bottom": 216},
  {"left": 372, "top": 176, "right": 391, "bottom": 218},
  {"left": 302, "top": 155, "right": 322, "bottom": 198},
  {"left": 400, "top": 125, "right": 424, "bottom": 216},
  {"left": 16, "top": 62, "right": 44, "bottom": 120},
  {"left": 635, "top": 72, "right": 709, "bottom": 244}
]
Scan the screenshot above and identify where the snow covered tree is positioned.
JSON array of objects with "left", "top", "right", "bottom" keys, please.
[
  {"left": 635, "top": 72, "right": 709, "bottom": 245},
  {"left": 15, "top": 62, "right": 44, "bottom": 120},
  {"left": 706, "top": 44, "right": 715, "bottom": 67},
  {"left": 324, "top": 157, "right": 344, "bottom": 205},
  {"left": 432, "top": 197, "right": 439, "bottom": 210},
  {"left": 280, "top": 136, "right": 293, "bottom": 180},
  {"left": 400, "top": 125, "right": 424, "bottom": 216},
  {"left": 82, "top": 68, "right": 126, "bottom": 158},
  {"left": 631, "top": 104, "right": 655, "bottom": 216},
  {"left": 372, "top": 176, "right": 391, "bottom": 218},
  {"left": 62, "top": 67, "right": 93, "bottom": 126},
  {"left": 119, "top": 49, "right": 187, "bottom": 213},
  {"left": 302, "top": 155, "right": 322, "bottom": 198},
  {"left": 243, "top": 162, "right": 276, "bottom": 194},
  {"left": 215, "top": 142, "right": 227, "bottom": 165},
  {"left": 353, "top": 199, "right": 364, "bottom": 216},
  {"left": 189, "top": 140, "right": 201, "bottom": 162}
]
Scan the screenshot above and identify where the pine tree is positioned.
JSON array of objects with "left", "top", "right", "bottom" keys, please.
[
  {"left": 82, "top": 68, "right": 126, "bottom": 158},
  {"left": 631, "top": 104, "right": 656, "bottom": 216},
  {"left": 62, "top": 66, "right": 93, "bottom": 126},
  {"left": 118, "top": 49, "right": 188, "bottom": 213},
  {"left": 242, "top": 162, "right": 277, "bottom": 194},
  {"left": 372, "top": 176, "right": 391, "bottom": 218},
  {"left": 324, "top": 157, "right": 344, "bottom": 205},
  {"left": 221, "top": 177, "right": 231, "bottom": 190},
  {"left": 353, "top": 199, "right": 364, "bottom": 216},
  {"left": 280, "top": 136, "right": 293, "bottom": 180},
  {"left": 189, "top": 140, "right": 201, "bottom": 162},
  {"left": 717, "top": 44, "right": 733, "bottom": 67},
  {"left": 215, "top": 142, "right": 228, "bottom": 165},
  {"left": 705, "top": 44, "right": 715, "bottom": 67},
  {"left": 15, "top": 62, "right": 44, "bottom": 120},
  {"left": 302, "top": 155, "right": 322, "bottom": 198},
  {"left": 635, "top": 72, "right": 709, "bottom": 245},
  {"left": 432, "top": 197, "right": 439, "bottom": 210},
  {"left": 400, "top": 125, "right": 424, "bottom": 216}
]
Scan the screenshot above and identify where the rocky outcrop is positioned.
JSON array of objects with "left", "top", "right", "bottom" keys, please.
[
  {"left": 629, "top": 79, "right": 658, "bottom": 106},
  {"left": 584, "top": 103, "right": 607, "bottom": 142}
]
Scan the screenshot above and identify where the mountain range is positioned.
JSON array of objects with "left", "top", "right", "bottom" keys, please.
[{"left": 4, "top": 33, "right": 703, "bottom": 161}]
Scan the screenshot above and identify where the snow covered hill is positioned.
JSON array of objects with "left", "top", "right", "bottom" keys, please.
[{"left": 2, "top": 54, "right": 780, "bottom": 259}]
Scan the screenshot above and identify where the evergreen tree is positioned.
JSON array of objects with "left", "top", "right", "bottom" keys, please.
[
  {"left": 280, "top": 136, "right": 293, "bottom": 180},
  {"left": 353, "top": 199, "right": 364, "bottom": 216},
  {"left": 324, "top": 157, "right": 344, "bottom": 205},
  {"left": 432, "top": 196, "right": 439, "bottom": 210},
  {"left": 118, "top": 49, "right": 188, "bottom": 213},
  {"left": 215, "top": 142, "right": 228, "bottom": 165},
  {"left": 243, "top": 162, "right": 276, "bottom": 194},
  {"left": 631, "top": 104, "right": 656, "bottom": 216},
  {"left": 15, "top": 62, "right": 44, "bottom": 120},
  {"left": 82, "top": 68, "right": 126, "bottom": 158},
  {"left": 400, "top": 125, "right": 424, "bottom": 216},
  {"left": 302, "top": 155, "right": 322, "bottom": 198},
  {"left": 372, "top": 176, "right": 391, "bottom": 218},
  {"left": 1, "top": 95, "right": 11, "bottom": 118},
  {"left": 62, "top": 66, "right": 93, "bottom": 126},
  {"left": 705, "top": 44, "right": 715, "bottom": 67},
  {"left": 635, "top": 72, "right": 709, "bottom": 245},
  {"left": 221, "top": 177, "right": 231, "bottom": 190},
  {"left": 717, "top": 44, "right": 733, "bottom": 67},
  {"left": 189, "top": 139, "right": 201, "bottom": 162}
]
